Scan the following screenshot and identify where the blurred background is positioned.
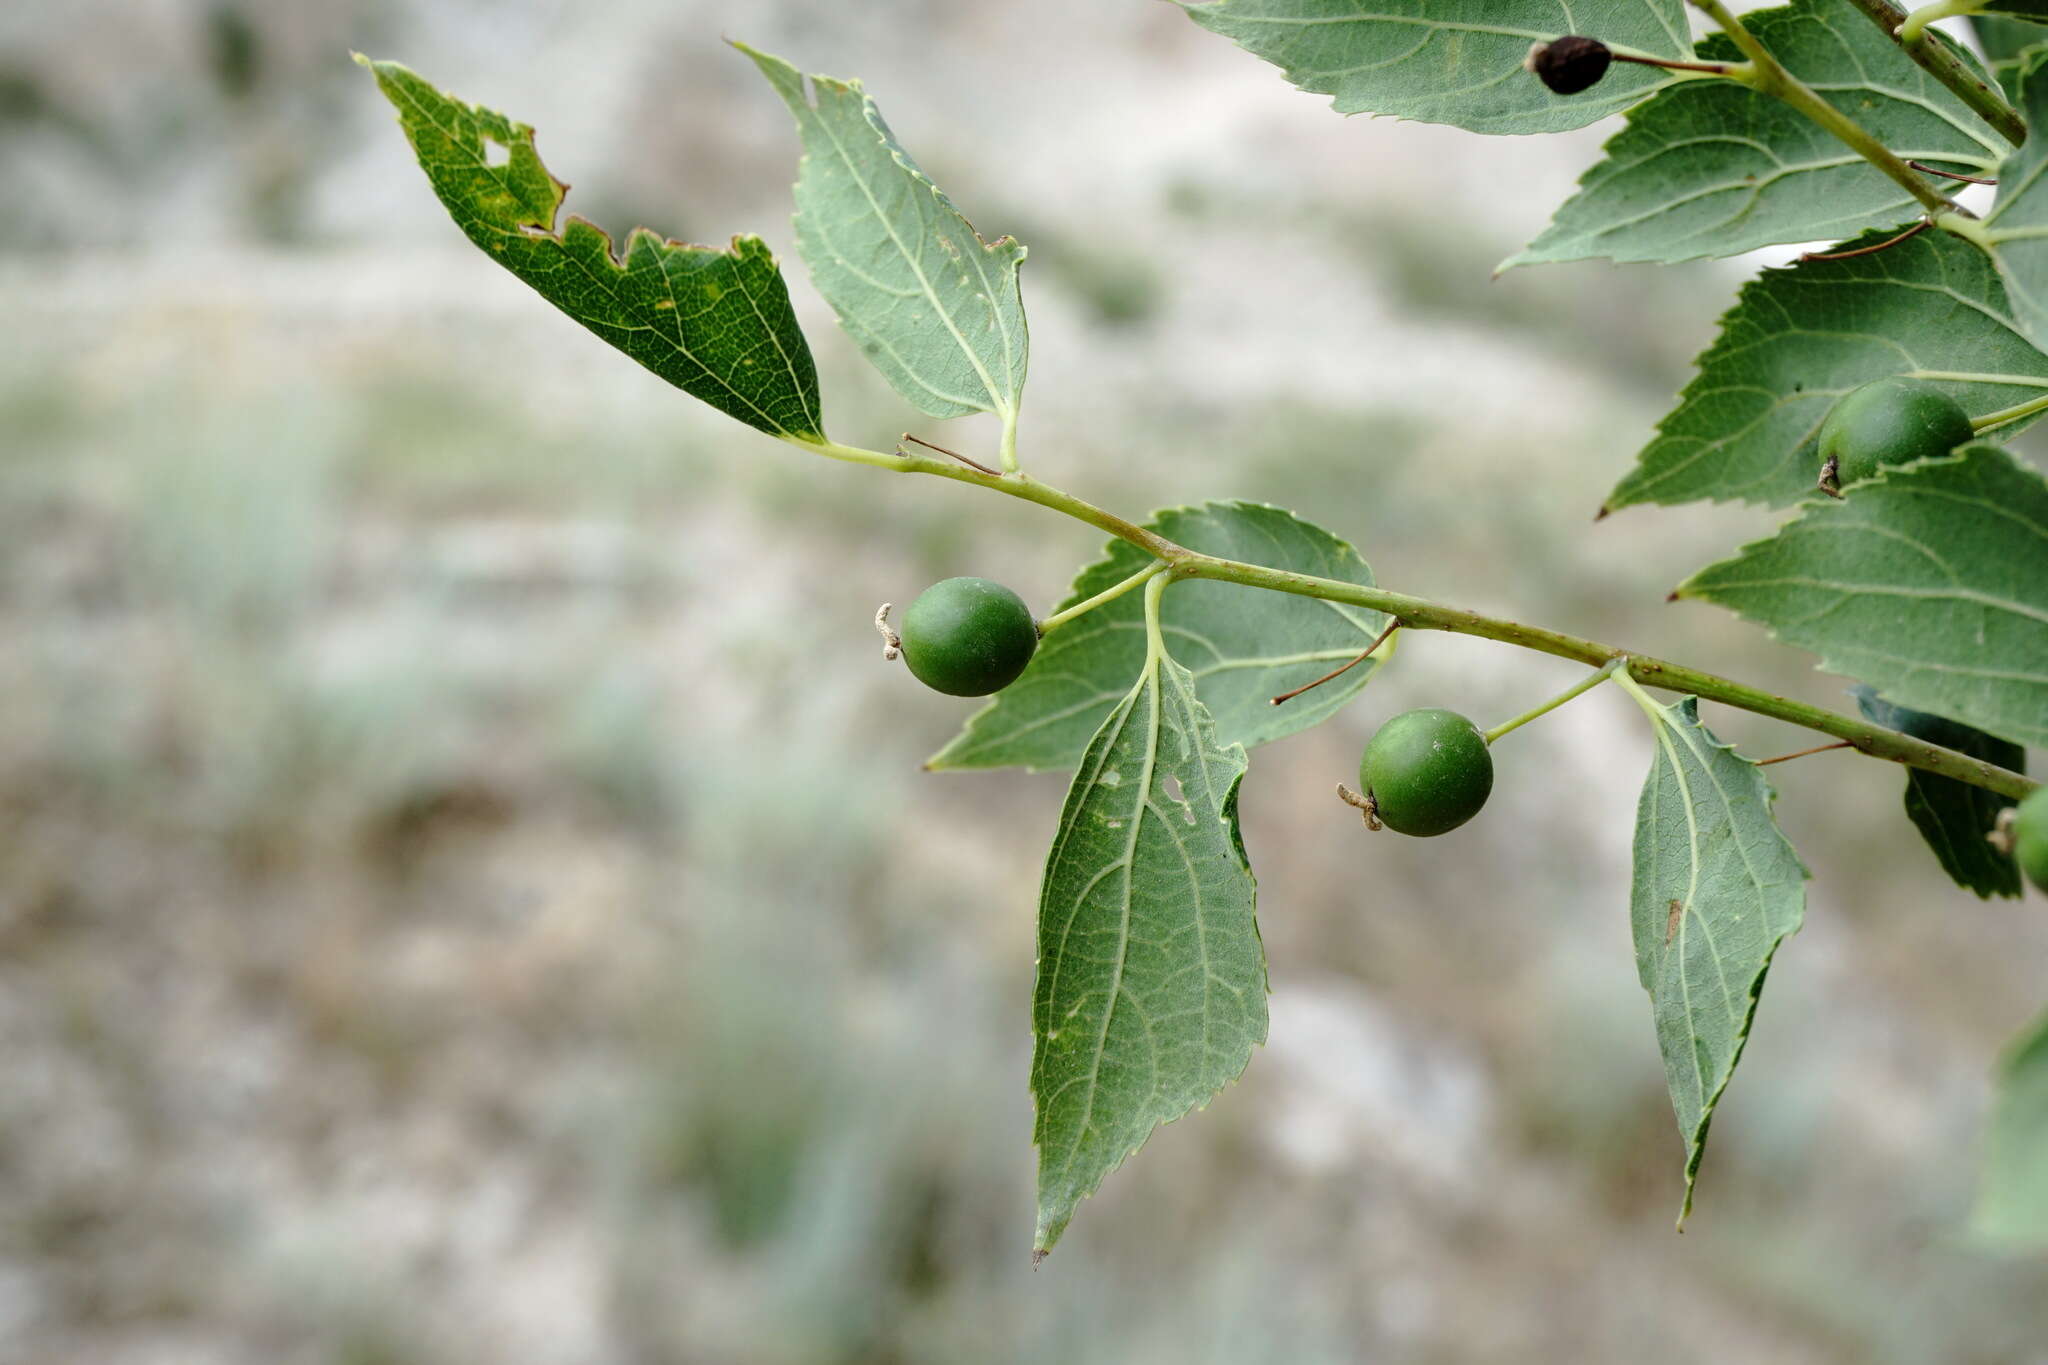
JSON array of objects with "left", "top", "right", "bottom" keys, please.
[{"left": 3, "top": 1, "right": 2046, "bottom": 1361}]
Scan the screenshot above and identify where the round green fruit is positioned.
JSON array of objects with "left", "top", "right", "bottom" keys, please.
[
  {"left": 1360, "top": 708, "right": 1494, "bottom": 837},
  {"left": 2016, "top": 788, "right": 2048, "bottom": 895},
  {"left": 899, "top": 577, "right": 1038, "bottom": 697},
  {"left": 1817, "top": 377, "right": 1972, "bottom": 487}
]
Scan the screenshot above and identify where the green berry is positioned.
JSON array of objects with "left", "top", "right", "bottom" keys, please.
[
  {"left": 1360, "top": 708, "right": 1494, "bottom": 837},
  {"left": 899, "top": 577, "right": 1038, "bottom": 697},
  {"left": 1817, "top": 378, "right": 1973, "bottom": 488},
  {"left": 2016, "top": 788, "right": 2048, "bottom": 895}
]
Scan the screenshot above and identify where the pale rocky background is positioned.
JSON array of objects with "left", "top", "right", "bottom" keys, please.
[{"left": 2, "top": 2, "right": 2045, "bottom": 1362}]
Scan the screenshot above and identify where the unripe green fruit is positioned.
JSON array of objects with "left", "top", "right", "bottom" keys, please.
[
  {"left": 1817, "top": 377, "right": 1972, "bottom": 487},
  {"left": 2016, "top": 788, "right": 2048, "bottom": 895},
  {"left": 899, "top": 577, "right": 1038, "bottom": 697},
  {"left": 1360, "top": 708, "right": 1494, "bottom": 837}
]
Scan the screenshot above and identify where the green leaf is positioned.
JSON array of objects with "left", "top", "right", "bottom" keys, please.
[
  {"left": 1621, "top": 689, "right": 1808, "bottom": 1222},
  {"left": 357, "top": 56, "right": 825, "bottom": 441},
  {"left": 738, "top": 44, "right": 1028, "bottom": 450},
  {"left": 1973, "top": 1007, "right": 2048, "bottom": 1247},
  {"left": 1973, "top": 14, "right": 2048, "bottom": 97},
  {"left": 1607, "top": 226, "right": 2048, "bottom": 511},
  {"left": 929, "top": 503, "right": 1389, "bottom": 773},
  {"left": 1178, "top": 0, "right": 1695, "bottom": 136},
  {"left": 1985, "top": 1, "right": 2048, "bottom": 23},
  {"left": 1977, "top": 48, "right": 2048, "bottom": 348},
  {"left": 1031, "top": 591, "right": 1266, "bottom": 1256},
  {"left": 1851, "top": 688, "right": 2026, "bottom": 899},
  {"left": 1679, "top": 444, "right": 2048, "bottom": 749},
  {"left": 1506, "top": 2, "right": 2002, "bottom": 269}
]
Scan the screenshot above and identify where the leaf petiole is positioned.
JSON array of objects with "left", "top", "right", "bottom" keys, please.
[
  {"left": 1611, "top": 666, "right": 1669, "bottom": 725},
  {"left": 1140, "top": 570, "right": 1170, "bottom": 665},
  {"left": 1037, "top": 561, "right": 1170, "bottom": 636},
  {"left": 1483, "top": 657, "right": 1626, "bottom": 744}
]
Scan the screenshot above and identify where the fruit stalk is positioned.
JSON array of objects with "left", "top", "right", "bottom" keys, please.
[
  {"left": 1037, "top": 561, "right": 1169, "bottom": 635},
  {"left": 1483, "top": 659, "right": 1627, "bottom": 744}
]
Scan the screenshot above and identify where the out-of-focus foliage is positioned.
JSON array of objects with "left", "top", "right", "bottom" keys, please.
[{"left": 4, "top": 1, "right": 2046, "bottom": 1361}]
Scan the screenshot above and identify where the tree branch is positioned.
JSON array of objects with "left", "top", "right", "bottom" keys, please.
[{"left": 807, "top": 439, "right": 2038, "bottom": 801}]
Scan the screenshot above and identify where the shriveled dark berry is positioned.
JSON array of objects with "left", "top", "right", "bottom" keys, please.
[{"left": 1528, "top": 36, "right": 1613, "bottom": 96}]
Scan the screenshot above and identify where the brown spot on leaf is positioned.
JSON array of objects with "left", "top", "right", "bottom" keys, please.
[{"left": 1665, "top": 899, "right": 1684, "bottom": 945}]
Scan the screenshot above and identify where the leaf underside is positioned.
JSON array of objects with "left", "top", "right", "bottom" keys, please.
[
  {"left": 1508, "top": 1, "right": 2003, "bottom": 269},
  {"left": 1851, "top": 688, "right": 2025, "bottom": 899},
  {"left": 1981, "top": 48, "right": 2048, "bottom": 348},
  {"left": 1974, "top": 14, "right": 2048, "bottom": 98},
  {"left": 1032, "top": 649, "right": 1266, "bottom": 1256},
  {"left": 358, "top": 57, "right": 825, "bottom": 441},
  {"left": 1986, "top": 1, "right": 2048, "bottom": 24},
  {"left": 1609, "top": 226, "right": 2048, "bottom": 511},
  {"left": 739, "top": 44, "right": 1028, "bottom": 424},
  {"left": 1627, "top": 696, "right": 1808, "bottom": 1222},
  {"left": 1973, "top": 1007, "right": 2048, "bottom": 1247},
  {"left": 1680, "top": 444, "right": 2048, "bottom": 749},
  {"left": 931, "top": 503, "right": 1388, "bottom": 773},
  {"left": 1177, "top": 0, "right": 1694, "bottom": 136}
]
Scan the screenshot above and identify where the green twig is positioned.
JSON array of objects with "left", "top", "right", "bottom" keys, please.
[
  {"left": 1841, "top": 0, "right": 2028, "bottom": 146},
  {"left": 1687, "top": 0, "right": 1973, "bottom": 219}
]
